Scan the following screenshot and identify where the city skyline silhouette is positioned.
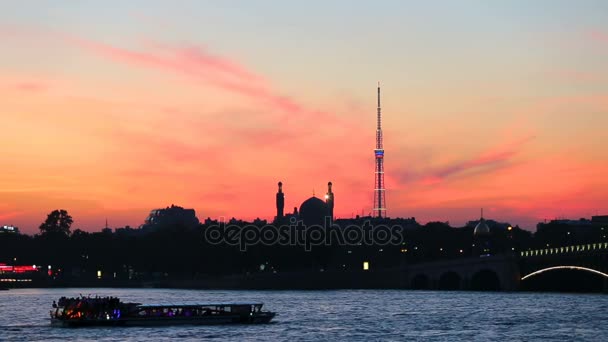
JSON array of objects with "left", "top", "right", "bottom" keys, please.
[{"left": 1, "top": 2, "right": 607, "bottom": 233}]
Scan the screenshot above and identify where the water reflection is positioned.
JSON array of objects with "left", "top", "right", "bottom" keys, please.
[{"left": 1, "top": 288, "right": 607, "bottom": 341}]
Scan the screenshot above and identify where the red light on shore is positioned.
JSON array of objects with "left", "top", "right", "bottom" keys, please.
[
  {"left": 13, "top": 265, "right": 37, "bottom": 273},
  {"left": 0, "top": 265, "right": 38, "bottom": 273}
]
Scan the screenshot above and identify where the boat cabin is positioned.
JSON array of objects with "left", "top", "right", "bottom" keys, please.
[{"left": 133, "top": 303, "right": 265, "bottom": 318}]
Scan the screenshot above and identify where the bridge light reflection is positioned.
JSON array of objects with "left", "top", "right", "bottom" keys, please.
[{"left": 521, "top": 266, "right": 608, "bottom": 281}]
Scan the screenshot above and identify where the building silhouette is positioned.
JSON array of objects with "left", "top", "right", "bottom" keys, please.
[
  {"left": 0, "top": 225, "right": 19, "bottom": 234},
  {"left": 274, "top": 181, "right": 334, "bottom": 226},
  {"left": 140, "top": 204, "right": 199, "bottom": 231},
  {"left": 473, "top": 209, "right": 492, "bottom": 256}
]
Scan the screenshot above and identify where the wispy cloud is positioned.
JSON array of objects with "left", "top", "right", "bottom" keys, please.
[
  {"left": 172, "top": 45, "right": 266, "bottom": 84},
  {"left": 63, "top": 35, "right": 364, "bottom": 152},
  {"left": 66, "top": 36, "right": 318, "bottom": 118},
  {"left": 588, "top": 29, "right": 608, "bottom": 44},
  {"left": 398, "top": 136, "right": 535, "bottom": 185},
  {"left": 13, "top": 81, "right": 48, "bottom": 92},
  {"left": 2, "top": 79, "right": 49, "bottom": 92},
  {"left": 0, "top": 210, "right": 26, "bottom": 221}
]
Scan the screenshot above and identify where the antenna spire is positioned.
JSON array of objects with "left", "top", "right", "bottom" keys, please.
[{"left": 377, "top": 83, "right": 381, "bottom": 130}]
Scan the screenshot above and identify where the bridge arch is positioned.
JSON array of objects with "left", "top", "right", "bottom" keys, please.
[
  {"left": 521, "top": 266, "right": 608, "bottom": 281},
  {"left": 411, "top": 273, "right": 430, "bottom": 290},
  {"left": 438, "top": 271, "right": 461, "bottom": 290},
  {"left": 471, "top": 269, "right": 501, "bottom": 291}
]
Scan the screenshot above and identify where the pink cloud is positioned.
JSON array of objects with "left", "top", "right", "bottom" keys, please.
[
  {"left": 0, "top": 210, "right": 25, "bottom": 221},
  {"left": 5, "top": 29, "right": 361, "bottom": 149},
  {"left": 13, "top": 81, "right": 48, "bottom": 92},
  {"left": 399, "top": 135, "right": 534, "bottom": 185},
  {"left": 65, "top": 36, "right": 319, "bottom": 119},
  {"left": 2, "top": 78, "right": 49, "bottom": 92},
  {"left": 589, "top": 30, "right": 608, "bottom": 44},
  {"left": 174, "top": 45, "right": 266, "bottom": 84}
]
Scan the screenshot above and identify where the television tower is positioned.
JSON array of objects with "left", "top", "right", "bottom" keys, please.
[{"left": 373, "top": 82, "right": 386, "bottom": 218}]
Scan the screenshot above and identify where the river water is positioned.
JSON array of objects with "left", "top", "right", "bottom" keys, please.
[{"left": 1, "top": 288, "right": 607, "bottom": 341}]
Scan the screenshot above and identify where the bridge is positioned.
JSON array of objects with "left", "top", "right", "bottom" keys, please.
[{"left": 401, "top": 242, "right": 608, "bottom": 291}]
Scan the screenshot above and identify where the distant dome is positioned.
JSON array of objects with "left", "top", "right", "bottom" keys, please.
[
  {"left": 299, "top": 197, "right": 329, "bottom": 226},
  {"left": 474, "top": 219, "right": 491, "bottom": 236}
]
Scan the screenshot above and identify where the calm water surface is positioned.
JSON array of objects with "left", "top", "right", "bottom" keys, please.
[{"left": 0, "top": 288, "right": 607, "bottom": 341}]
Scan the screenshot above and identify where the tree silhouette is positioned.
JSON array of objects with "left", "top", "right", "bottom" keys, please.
[{"left": 39, "top": 209, "right": 73, "bottom": 236}]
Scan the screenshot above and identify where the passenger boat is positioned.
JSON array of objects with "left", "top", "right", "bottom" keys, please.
[{"left": 50, "top": 296, "right": 276, "bottom": 327}]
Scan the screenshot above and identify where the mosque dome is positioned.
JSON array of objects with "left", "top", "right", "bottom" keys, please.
[
  {"left": 474, "top": 218, "right": 491, "bottom": 236},
  {"left": 299, "top": 196, "right": 329, "bottom": 226}
]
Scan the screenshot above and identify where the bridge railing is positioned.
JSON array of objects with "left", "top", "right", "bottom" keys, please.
[{"left": 520, "top": 242, "right": 608, "bottom": 258}]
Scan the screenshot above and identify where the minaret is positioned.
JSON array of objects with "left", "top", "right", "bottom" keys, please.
[
  {"left": 276, "top": 181, "right": 284, "bottom": 223},
  {"left": 373, "top": 82, "right": 386, "bottom": 218},
  {"left": 325, "top": 181, "right": 334, "bottom": 220}
]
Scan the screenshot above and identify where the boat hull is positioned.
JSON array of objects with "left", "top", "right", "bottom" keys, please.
[{"left": 51, "top": 312, "right": 275, "bottom": 327}]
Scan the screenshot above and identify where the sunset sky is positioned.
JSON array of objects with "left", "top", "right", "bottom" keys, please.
[{"left": 2, "top": 1, "right": 608, "bottom": 233}]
